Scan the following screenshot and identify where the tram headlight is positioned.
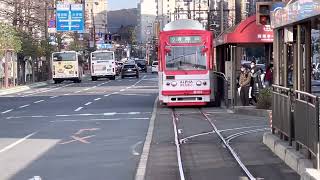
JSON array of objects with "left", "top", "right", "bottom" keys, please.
[
  {"left": 171, "top": 81, "right": 177, "bottom": 87},
  {"left": 203, "top": 81, "right": 207, "bottom": 86},
  {"left": 196, "top": 81, "right": 202, "bottom": 86},
  {"left": 166, "top": 82, "right": 170, "bottom": 86}
]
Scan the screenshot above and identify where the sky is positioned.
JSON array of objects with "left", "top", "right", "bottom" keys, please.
[{"left": 108, "top": 0, "right": 137, "bottom": 10}]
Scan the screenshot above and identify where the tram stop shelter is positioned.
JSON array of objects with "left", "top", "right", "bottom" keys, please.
[
  {"left": 270, "top": 0, "right": 320, "bottom": 171},
  {"left": 214, "top": 15, "right": 273, "bottom": 106}
]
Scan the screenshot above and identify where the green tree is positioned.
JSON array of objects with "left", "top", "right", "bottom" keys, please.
[{"left": 0, "top": 22, "right": 22, "bottom": 54}]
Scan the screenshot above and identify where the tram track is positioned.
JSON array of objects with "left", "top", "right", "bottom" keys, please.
[{"left": 171, "top": 108, "right": 268, "bottom": 180}]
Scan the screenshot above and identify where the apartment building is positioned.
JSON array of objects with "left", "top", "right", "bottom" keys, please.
[
  {"left": 137, "top": 0, "right": 157, "bottom": 43},
  {"left": 175, "top": 0, "right": 209, "bottom": 27},
  {"left": 85, "top": 0, "right": 108, "bottom": 39}
]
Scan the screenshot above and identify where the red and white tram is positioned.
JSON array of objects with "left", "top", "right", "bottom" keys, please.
[{"left": 158, "top": 19, "right": 218, "bottom": 106}]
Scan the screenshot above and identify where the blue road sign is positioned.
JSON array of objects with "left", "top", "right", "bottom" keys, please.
[{"left": 56, "top": 3, "right": 84, "bottom": 32}]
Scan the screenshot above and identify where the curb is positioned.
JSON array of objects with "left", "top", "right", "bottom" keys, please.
[
  {"left": 0, "top": 81, "right": 50, "bottom": 96},
  {"left": 263, "top": 132, "right": 320, "bottom": 180},
  {"left": 232, "top": 106, "right": 271, "bottom": 117}
]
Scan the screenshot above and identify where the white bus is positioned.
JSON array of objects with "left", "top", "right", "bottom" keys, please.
[
  {"left": 52, "top": 51, "right": 84, "bottom": 84},
  {"left": 90, "top": 50, "right": 116, "bottom": 81}
]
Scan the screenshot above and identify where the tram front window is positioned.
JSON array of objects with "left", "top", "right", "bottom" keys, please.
[
  {"left": 165, "top": 46, "right": 207, "bottom": 70},
  {"left": 53, "top": 53, "right": 76, "bottom": 61}
]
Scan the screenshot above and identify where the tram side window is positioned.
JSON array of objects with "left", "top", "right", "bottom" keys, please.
[{"left": 165, "top": 46, "right": 207, "bottom": 70}]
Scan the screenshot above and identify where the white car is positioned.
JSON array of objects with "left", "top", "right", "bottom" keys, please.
[{"left": 151, "top": 61, "right": 158, "bottom": 73}]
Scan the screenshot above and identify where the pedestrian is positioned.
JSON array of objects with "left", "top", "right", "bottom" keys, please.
[
  {"left": 239, "top": 65, "right": 251, "bottom": 106},
  {"left": 250, "top": 60, "right": 263, "bottom": 104},
  {"left": 265, "top": 64, "right": 273, "bottom": 87}
]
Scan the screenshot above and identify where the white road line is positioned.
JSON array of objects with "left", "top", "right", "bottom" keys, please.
[
  {"left": 51, "top": 117, "right": 149, "bottom": 123},
  {"left": 84, "top": 88, "right": 91, "bottom": 91},
  {"left": 132, "top": 75, "right": 147, "bottom": 87},
  {"left": 22, "top": 83, "right": 73, "bottom": 97},
  {"left": 50, "top": 96, "right": 59, "bottom": 99},
  {"left": 74, "top": 107, "right": 83, "bottom": 112},
  {"left": 2, "top": 109, "right": 13, "bottom": 114},
  {"left": 34, "top": 100, "right": 45, "bottom": 104},
  {"left": 74, "top": 91, "right": 81, "bottom": 93},
  {"left": 85, "top": 102, "right": 92, "bottom": 106},
  {"left": 93, "top": 86, "right": 97, "bottom": 88},
  {"left": 131, "top": 141, "right": 143, "bottom": 156},
  {"left": 94, "top": 98, "right": 101, "bottom": 101},
  {"left": 103, "top": 112, "right": 116, "bottom": 116},
  {"left": 63, "top": 94, "right": 70, "bottom": 96},
  {"left": 104, "top": 94, "right": 110, "bottom": 97},
  {"left": 56, "top": 115, "right": 71, "bottom": 117},
  {"left": 19, "top": 104, "right": 30, "bottom": 108},
  {"left": 0, "top": 132, "right": 37, "bottom": 153},
  {"left": 135, "top": 97, "right": 158, "bottom": 180},
  {"left": 120, "top": 89, "right": 125, "bottom": 92}
]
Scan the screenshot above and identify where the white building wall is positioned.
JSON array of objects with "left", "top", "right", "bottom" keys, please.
[
  {"left": 138, "top": 0, "right": 157, "bottom": 43},
  {"left": 85, "top": 0, "right": 108, "bottom": 37},
  {"left": 175, "top": 0, "right": 209, "bottom": 27}
]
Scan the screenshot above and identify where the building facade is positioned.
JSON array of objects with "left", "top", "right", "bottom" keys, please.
[
  {"left": 174, "top": 0, "right": 209, "bottom": 27},
  {"left": 137, "top": 0, "right": 157, "bottom": 43},
  {"left": 209, "top": 0, "right": 259, "bottom": 35},
  {"left": 85, "top": 0, "right": 108, "bottom": 41}
]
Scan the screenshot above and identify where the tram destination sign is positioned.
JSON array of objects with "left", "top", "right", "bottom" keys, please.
[{"left": 169, "top": 36, "right": 202, "bottom": 44}]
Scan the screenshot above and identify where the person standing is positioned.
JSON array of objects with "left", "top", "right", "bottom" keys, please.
[
  {"left": 239, "top": 65, "right": 251, "bottom": 106},
  {"left": 265, "top": 64, "right": 273, "bottom": 87},
  {"left": 250, "top": 60, "right": 263, "bottom": 103}
]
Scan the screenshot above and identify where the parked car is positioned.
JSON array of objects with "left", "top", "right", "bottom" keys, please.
[
  {"left": 135, "top": 59, "right": 147, "bottom": 72},
  {"left": 121, "top": 63, "right": 139, "bottom": 79},
  {"left": 151, "top": 61, "right": 158, "bottom": 73}
]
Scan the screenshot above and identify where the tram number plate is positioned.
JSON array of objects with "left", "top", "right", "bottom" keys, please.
[{"left": 180, "top": 80, "right": 193, "bottom": 87}]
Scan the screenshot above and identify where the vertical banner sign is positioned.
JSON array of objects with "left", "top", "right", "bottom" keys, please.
[{"left": 56, "top": 3, "right": 84, "bottom": 32}]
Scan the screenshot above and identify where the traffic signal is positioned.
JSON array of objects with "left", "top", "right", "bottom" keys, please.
[{"left": 256, "top": 2, "right": 272, "bottom": 26}]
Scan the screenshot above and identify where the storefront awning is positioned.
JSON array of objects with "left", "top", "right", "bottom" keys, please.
[{"left": 215, "top": 15, "right": 274, "bottom": 47}]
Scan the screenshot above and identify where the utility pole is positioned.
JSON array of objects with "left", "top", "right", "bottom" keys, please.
[
  {"left": 193, "top": 0, "right": 196, "bottom": 20},
  {"left": 44, "top": 0, "right": 51, "bottom": 80},
  {"left": 91, "top": 8, "right": 96, "bottom": 48},
  {"left": 220, "top": 0, "right": 224, "bottom": 33}
]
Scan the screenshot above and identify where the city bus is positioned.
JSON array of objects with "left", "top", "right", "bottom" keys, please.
[
  {"left": 90, "top": 50, "right": 116, "bottom": 81},
  {"left": 158, "top": 19, "right": 218, "bottom": 106},
  {"left": 52, "top": 51, "right": 84, "bottom": 84}
]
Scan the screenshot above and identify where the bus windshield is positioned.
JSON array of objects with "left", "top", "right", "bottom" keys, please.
[
  {"left": 165, "top": 46, "right": 207, "bottom": 70},
  {"left": 53, "top": 53, "right": 76, "bottom": 61},
  {"left": 92, "top": 52, "right": 113, "bottom": 61}
]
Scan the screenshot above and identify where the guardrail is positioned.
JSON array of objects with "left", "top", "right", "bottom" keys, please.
[
  {"left": 272, "top": 85, "right": 293, "bottom": 145},
  {"left": 272, "top": 85, "right": 320, "bottom": 168},
  {"left": 293, "top": 90, "right": 319, "bottom": 167}
]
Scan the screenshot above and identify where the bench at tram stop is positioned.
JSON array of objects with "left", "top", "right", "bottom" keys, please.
[{"left": 263, "top": 85, "right": 320, "bottom": 179}]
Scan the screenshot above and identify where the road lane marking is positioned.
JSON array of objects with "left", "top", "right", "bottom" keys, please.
[
  {"left": 34, "top": 100, "right": 45, "bottom": 104},
  {"left": 50, "top": 96, "right": 59, "bottom": 99},
  {"left": 118, "top": 94, "right": 151, "bottom": 97},
  {"left": 85, "top": 102, "right": 92, "bottom": 106},
  {"left": 19, "top": 104, "right": 30, "bottom": 108},
  {"left": 22, "top": 83, "right": 73, "bottom": 97},
  {"left": 0, "top": 132, "right": 37, "bottom": 153},
  {"left": 6, "top": 112, "right": 152, "bottom": 119},
  {"left": 74, "top": 91, "right": 81, "bottom": 93},
  {"left": 135, "top": 97, "right": 158, "bottom": 180},
  {"left": 51, "top": 118, "right": 149, "bottom": 123},
  {"left": 132, "top": 75, "right": 146, "bottom": 87},
  {"left": 104, "top": 94, "right": 110, "bottom": 97},
  {"left": 131, "top": 141, "right": 143, "bottom": 156},
  {"left": 63, "top": 94, "right": 70, "bottom": 96},
  {"left": 84, "top": 88, "right": 91, "bottom": 91},
  {"left": 94, "top": 98, "right": 101, "bottom": 101},
  {"left": 92, "top": 86, "right": 97, "bottom": 88},
  {"left": 74, "top": 107, "right": 83, "bottom": 112},
  {"left": 120, "top": 89, "right": 125, "bottom": 92},
  {"left": 2, "top": 109, "right": 13, "bottom": 114},
  {"left": 59, "top": 135, "right": 95, "bottom": 145}
]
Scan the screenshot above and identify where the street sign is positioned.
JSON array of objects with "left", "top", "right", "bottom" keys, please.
[
  {"left": 56, "top": 3, "right": 84, "bottom": 32},
  {"left": 97, "top": 44, "right": 113, "bottom": 49}
]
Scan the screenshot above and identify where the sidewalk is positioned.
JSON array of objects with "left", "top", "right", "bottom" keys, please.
[
  {"left": 0, "top": 81, "right": 51, "bottom": 96},
  {"left": 145, "top": 106, "right": 299, "bottom": 180}
]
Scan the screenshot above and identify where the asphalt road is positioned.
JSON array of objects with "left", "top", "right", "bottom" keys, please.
[
  {"left": 0, "top": 73, "right": 158, "bottom": 180},
  {"left": 0, "top": 73, "right": 299, "bottom": 180}
]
